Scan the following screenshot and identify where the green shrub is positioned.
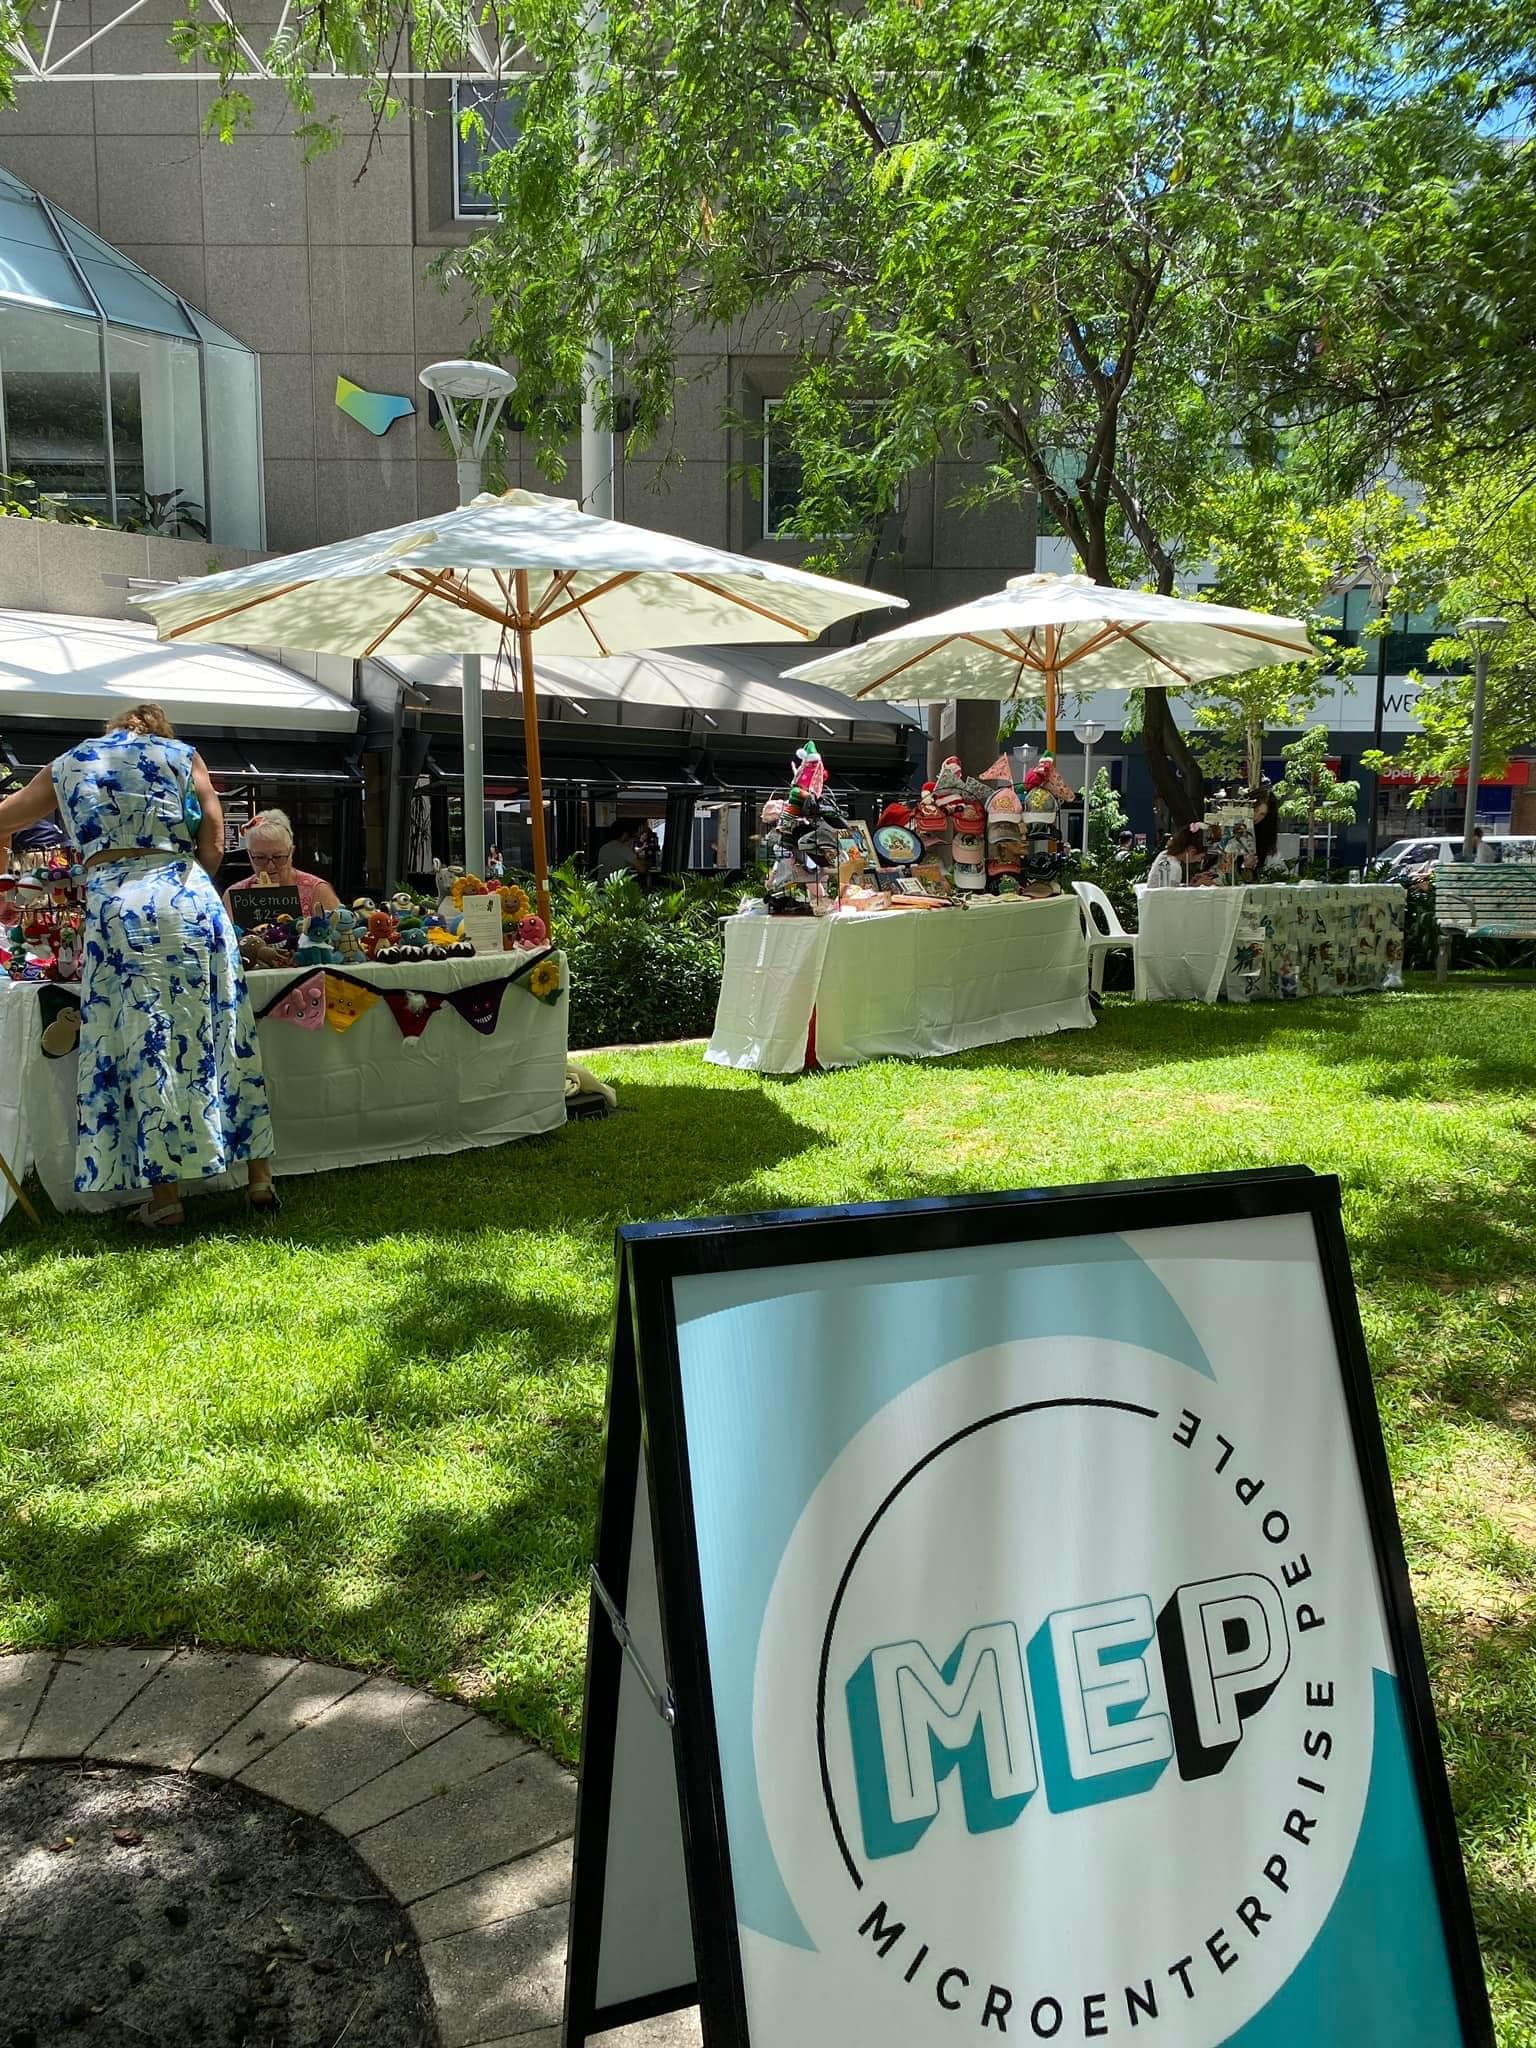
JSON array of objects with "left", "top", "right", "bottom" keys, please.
[{"left": 564, "top": 919, "right": 724, "bottom": 1047}]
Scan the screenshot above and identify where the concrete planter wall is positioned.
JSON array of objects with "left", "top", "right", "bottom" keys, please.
[{"left": 0, "top": 519, "right": 261, "bottom": 623}]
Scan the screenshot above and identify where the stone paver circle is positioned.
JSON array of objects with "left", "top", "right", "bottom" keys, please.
[{"left": 0, "top": 1646, "right": 699, "bottom": 2048}]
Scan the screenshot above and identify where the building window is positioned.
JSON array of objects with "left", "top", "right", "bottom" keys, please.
[
  {"left": 0, "top": 168, "right": 263, "bottom": 546},
  {"left": 453, "top": 78, "right": 521, "bottom": 219},
  {"left": 762, "top": 397, "right": 888, "bottom": 540}
]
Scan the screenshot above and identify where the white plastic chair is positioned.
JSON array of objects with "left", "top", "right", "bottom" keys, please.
[{"left": 1073, "top": 879, "right": 1138, "bottom": 996}]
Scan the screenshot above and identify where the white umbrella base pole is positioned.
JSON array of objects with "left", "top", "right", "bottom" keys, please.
[{"left": 462, "top": 651, "right": 488, "bottom": 879}]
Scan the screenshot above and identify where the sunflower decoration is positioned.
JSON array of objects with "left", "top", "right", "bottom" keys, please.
[
  {"left": 497, "top": 882, "right": 531, "bottom": 928},
  {"left": 527, "top": 956, "right": 563, "bottom": 1005},
  {"left": 450, "top": 873, "right": 491, "bottom": 911}
]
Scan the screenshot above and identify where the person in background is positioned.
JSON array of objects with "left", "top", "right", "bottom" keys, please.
[
  {"left": 485, "top": 844, "right": 505, "bottom": 882},
  {"left": 1145, "top": 823, "right": 1212, "bottom": 889},
  {"left": 632, "top": 822, "right": 662, "bottom": 882},
  {"left": 1469, "top": 826, "right": 1499, "bottom": 865},
  {"left": 0, "top": 702, "right": 277, "bottom": 1227},
  {"left": 596, "top": 822, "right": 636, "bottom": 878},
  {"left": 224, "top": 808, "right": 339, "bottom": 922},
  {"left": 1248, "top": 782, "right": 1279, "bottom": 872}
]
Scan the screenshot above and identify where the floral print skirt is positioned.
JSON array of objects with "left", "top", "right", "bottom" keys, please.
[{"left": 77, "top": 854, "right": 275, "bottom": 1194}]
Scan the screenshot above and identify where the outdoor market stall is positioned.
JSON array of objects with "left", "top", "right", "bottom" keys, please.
[
  {"left": 0, "top": 947, "right": 567, "bottom": 1221},
  {"left": 1135, "top": 882, "right": 1406, "bottom": 1003},
  {"left": 707, "top": 893, "right": 1093, "bottom": 1072}
]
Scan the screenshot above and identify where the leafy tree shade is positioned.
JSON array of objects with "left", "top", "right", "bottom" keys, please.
[
  {"left": 1276, "top": 725, "right": 1360, "bottom": 866},
  {"left": 1363, "top": 462, "right": 1536, "bottom": 797}
]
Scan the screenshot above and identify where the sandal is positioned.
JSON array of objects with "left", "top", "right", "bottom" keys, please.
[
  {"left": 247, "top": 1183, "right": 283, "bottom": 1218},
  {"left": 131, "top": 1198, "right": 185, "bottom": 1230}
]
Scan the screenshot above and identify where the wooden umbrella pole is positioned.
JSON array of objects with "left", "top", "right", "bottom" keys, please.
[
  {"left": 1045, "top": 663, "right": 1058, "bottom": 754},
  {"left": 513, "top": 570, "right": 553, "bottom": 930}
]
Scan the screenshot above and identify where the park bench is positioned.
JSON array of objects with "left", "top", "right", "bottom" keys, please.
[{"left": 1434, "top": 866, "right": 1536, "bottom": 980}]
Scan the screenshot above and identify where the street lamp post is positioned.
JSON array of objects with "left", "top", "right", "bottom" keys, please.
[
  {"left": 419, "top": 359, "right": 517, "bottom": 880},
  {"left": 1458, "top": 617, "right": 1509, "bottom": 850},
  {"left": 1073, "top": 719, "right": 1105, "bottom": 854}
]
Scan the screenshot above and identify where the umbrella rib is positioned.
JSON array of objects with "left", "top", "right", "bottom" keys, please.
[
  {"left": 574, "top": 596, "right": 614, "bottom": 659},
  {"left": 162, "top": 577, "right": 313, "bottom": 639},
  {"left": 852, "top": 637, "right": 960, "bottom": 698},
  {"left": 391, "top": 568, "right": 517, "bottom": 630},
  {"left": 1002, "top": 628, "right": 1046, "bottom": 670},
  {"left": 532, "top": 569, "right": 578, "bottom": 624},
  {"left": 1055, "top": 622, "right": 1127, "bottom": 668},
  {"left": 1114, "top": 627, "right": 1194, "bottom": 684},
  {"left": 1214, "top": 623, "right": 1317, "bottom": 657},
  {"left": 674, "top": 574, "right": 817, "bottom": 637},
  {"left": 536, "top": 571, "right": 638, "bottom": 628},
  {"left": 361, "top": 570, "right": 451, "bottom": 657}
]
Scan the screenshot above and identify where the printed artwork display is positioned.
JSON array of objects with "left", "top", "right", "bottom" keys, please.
[{"left": 1226, "top": 886, "right": 1405, "bottom": 1002}]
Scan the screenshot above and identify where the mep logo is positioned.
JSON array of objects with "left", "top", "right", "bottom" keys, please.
[{"left": 847, "top": 1573, "right": 1290, "bottom": 1861}]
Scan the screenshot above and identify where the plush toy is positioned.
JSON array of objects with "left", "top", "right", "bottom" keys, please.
[
  {"left": 240, "top": 933, "right": 291, "bottom": 969},
  {"left": 363, "top": 910, "right": 399, "bottom": 959},
  {"left": 53, "top": 916, "right": 84, "bottom": 982},
  {"left": 351, "top": 895, "right": 378, "bottom": 917},
  {"left": 516, "top": 914, "right": 548, "bottom": 949},
  {"left": 296, "top": 913, "right": 342, "bottom": 967},
  {"left": 330, "top": 907, "right": 366, "bottom": 963}
]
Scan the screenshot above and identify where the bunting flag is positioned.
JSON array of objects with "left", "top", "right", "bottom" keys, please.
[
  {"left": 447, "top": 978, "right": 510, "bottom": 1036},
  {"left": 324, "top": 973, "right": 380, "bottom": 1033},
  {"left": 382, "top": 987, "right": 447, "bottom": 1040},
  {"left": 263, "top": 973, "right": 326, "bottom": 1031},
  {"left": 37, "top": 984, "right": 82, "bottom": 1059}
]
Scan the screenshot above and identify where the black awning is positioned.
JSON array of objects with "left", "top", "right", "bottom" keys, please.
[
  {"left": 240, "top": 739, "right": 362, "bottom": 784},
  {"left": 199, "top": 739, "right": 257, "bottom": 777}
]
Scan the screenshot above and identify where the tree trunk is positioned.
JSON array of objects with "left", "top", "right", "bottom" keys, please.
[{"left": 1142, "top": 688, "right": 1205, "bottom": 827}]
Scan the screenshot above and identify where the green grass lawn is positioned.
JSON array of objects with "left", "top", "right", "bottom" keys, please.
[{"left": 3, "top": 975, "right": 1536, "bottom": 2035}]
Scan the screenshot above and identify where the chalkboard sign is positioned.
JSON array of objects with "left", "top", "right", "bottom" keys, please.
[{"left": 229, "top": 885, "right": 303, "bottom": 932}]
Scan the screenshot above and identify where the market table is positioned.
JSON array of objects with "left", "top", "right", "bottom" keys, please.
[
  {"left": 0, "top": 950, "right": 568, "bottom": 1221},
  {"left": 707, "top": 894, "right": 1094, "bottom": 1074},
  {"left": 1135, "top": 883, "right": 1405, "bottom": 1003}
]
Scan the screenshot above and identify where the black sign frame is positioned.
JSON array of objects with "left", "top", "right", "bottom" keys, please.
[{"left": 564, "top": 1167, "right": 1493, "bottom": 2048}]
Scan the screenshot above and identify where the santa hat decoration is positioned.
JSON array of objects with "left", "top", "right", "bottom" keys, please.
[
  {"left": 878, "top": 800, "right": 914, "bottom": 829},
  {"left": 792, "top": 740, "right": 827, "bottom": 798},
  {"left": 913, "top": 787, "right": 948, "bottom": 841}
]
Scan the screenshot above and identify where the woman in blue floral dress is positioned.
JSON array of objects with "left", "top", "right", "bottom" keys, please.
[{"left": 0, "top": 703, "right": 277, "bottom": 1226}]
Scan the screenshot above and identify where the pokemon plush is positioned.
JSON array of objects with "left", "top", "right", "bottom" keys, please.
[{"left": 296, "top": 913, "right": 342, "bottom": 967}]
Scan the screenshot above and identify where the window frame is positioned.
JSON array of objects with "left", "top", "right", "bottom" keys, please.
[
  {"left": 451, "top": 76, "right": 521, "bottom": 223},
  {"left": 760, "top": 394, "right": 891, "bottom": 542}
]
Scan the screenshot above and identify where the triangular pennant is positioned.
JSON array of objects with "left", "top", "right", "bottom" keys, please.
[
  {"left": 324, "top": 972, "right": 379, "bottom": 1033},
  {"left": 447, "top": 978, "right": 510, "bottom": 1036},
  {"left": 265, "top": 972, "right": 326, "bottom": 1030},
  {"left": 383, "top": 987, "right": 447, "bottom": 1040},
  {"left": 979, "top": 753, "right": 1014, "bottom": 783}
]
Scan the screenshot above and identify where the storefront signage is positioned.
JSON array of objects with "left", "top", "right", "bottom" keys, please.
[
  {"left": 229, "top": 885, "right": 303, "bottom": 931},
  {"left": 564, "top": 1170, "right": 1491, "bottom": 2047}
]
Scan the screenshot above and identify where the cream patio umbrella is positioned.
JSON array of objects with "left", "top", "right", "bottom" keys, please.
[
  {"left": 133, "top": 488, "right": 902, "bottom": 924},
  {"left": 784, "top": 571, "right": 1316, "bottom": 754}
]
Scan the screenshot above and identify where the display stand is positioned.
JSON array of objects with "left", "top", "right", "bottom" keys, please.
[{"left": 566, "top": 1171, "right": 1492, "bottom": 2048}]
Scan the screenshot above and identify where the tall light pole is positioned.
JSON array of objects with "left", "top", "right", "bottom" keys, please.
[
  {"left": 1073, "top": 719, "right": 1104, "bottom": 854},
  {"left": 578, "top": 4, "right": 615, "bottom": 521},
  {"left": 1459, "top": 616, "right": 1509, "bottom": 850},
  {"left": 419, "top": 358, "right": 517, "bottom": 879}
]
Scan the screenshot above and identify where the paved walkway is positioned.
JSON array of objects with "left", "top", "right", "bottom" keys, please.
[{"left": 0, "top": 1647, "right": 701, "bottom": 2048}]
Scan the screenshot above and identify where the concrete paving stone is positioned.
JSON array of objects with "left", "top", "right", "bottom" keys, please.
[
  {"left": 323, "top": 1713, "right": 532, "bottom": 1838},
  {"left": 594, "top": 2015, "right": 703, "bottom": 2047},
  {"left": 0, "top": 1652, "right": 55, "bottom": 1761},
  {"left": 192, "top": 1660, "right": 367, "bottom": 1781},
  {"left": 17, "top": 1646, "right": 173, "bottom": 1759},
  {"left": 357, "top": 1749, "right": 577, "bottom": 1905},
  {"left": 236, "top": 1675, "right": 473, "bottom": 1815},
  {"left": 88, "top": 1649, "right": 298, "bottom": 1770},
  {"left": 420, "top": 1901, "right": 568, "bottom": 2047},
  {"left": 409, "top": 1837, "right": 573, "bottom": 1943}
]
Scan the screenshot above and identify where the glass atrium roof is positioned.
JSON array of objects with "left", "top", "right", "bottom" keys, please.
[{"left": 0, "top": 164, "right": 247, "bottom": 349}]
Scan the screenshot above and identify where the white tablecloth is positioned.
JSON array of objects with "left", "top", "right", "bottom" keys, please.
[
  {"left": 1137, "top": 885, "right": 1405, "bottom": 1003},
  {"left": 0, "top": 951, "right": 568, "bottom": 1221},
  {"left": 707, "top": 895, "right": 1094, "bottom": 1073}
]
